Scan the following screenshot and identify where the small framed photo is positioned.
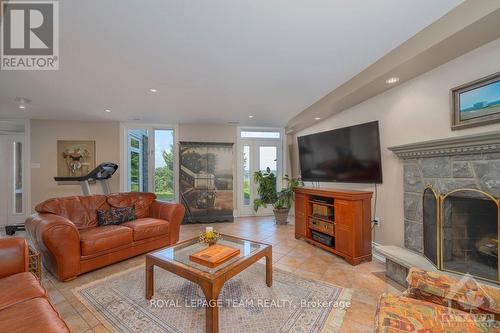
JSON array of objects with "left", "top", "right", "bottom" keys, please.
[{"left": 451, "top": 72, "right": 500, "bottom": 130}]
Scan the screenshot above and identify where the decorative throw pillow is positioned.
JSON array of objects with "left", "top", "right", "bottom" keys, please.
[{"left": 96, "top": 206, "right": 136, "bottom": 226}]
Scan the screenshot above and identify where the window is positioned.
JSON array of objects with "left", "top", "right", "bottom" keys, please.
[
  {"left": 154, "top": 129, "right": 175, "bottom": 201},
  {"left": 243, "top": 145, "right": 250, "bottom": 206},
  {"left": 13, "top": 141, "right": 22, "bottom": 214},
  {"left": 130, "top": 137, "right": 140, "bottom": 149},
  {"left": 259, "top": 146, "right": 277, "bottom": 174},
  {"left": 240, "top": 131, "right": 280, "bottom": 139},
  {"left": 128, "top": 131, "right": 146, "bottom": 192},
  {"left": 124, "top": 126, "right": 176, "bottom": 202}
]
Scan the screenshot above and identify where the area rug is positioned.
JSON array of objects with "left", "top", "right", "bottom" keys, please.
[{"left": 74, "top": 264, "right": 352, "bottom": 333}]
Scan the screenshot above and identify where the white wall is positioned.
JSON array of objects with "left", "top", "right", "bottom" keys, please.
[{"left": 293, "top": 38, "right": 500, "bottom": 247}]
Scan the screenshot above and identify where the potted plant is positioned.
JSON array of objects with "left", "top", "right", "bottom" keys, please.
[{"left": 253, "top": 168, "right": 302, "bottom": 224}]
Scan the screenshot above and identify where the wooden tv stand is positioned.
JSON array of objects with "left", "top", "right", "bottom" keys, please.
[{"left": 293, "top": 187, "right": 373, "bottom": 265}]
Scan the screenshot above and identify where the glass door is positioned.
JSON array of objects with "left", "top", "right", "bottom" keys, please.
[
  {"left": 153, "top": 129, "right": 175, "bottom": 201},
  {"left": 124, "top": 126, "right": 176, "bottom": 201},
  {"left": 239, "top": 137, "right": 282, "bottom": 216},
  {"left": 0, "top": 134, "right": 26, "bottom": 225}
]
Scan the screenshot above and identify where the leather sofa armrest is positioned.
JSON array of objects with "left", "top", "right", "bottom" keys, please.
[
  {"left": 25, "top": 213, "right": 81, "bottom": 281},
  {"left": 0, "top": 237, "right": 29, "bottom": 279},
  {"left": 149, "top": 201, "right": 185, "bottom": 244}
]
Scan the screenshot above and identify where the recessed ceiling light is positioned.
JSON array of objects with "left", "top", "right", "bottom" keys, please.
[
  {"left": 149, "top": 88, "right": 158, "bottom": 93},
  {"left": 104, "top": 109, "right": 111, "bottom": 113},
  {"left": 248, "top": 115, "right": 254, "bottom": 119},
  {"left": 15, "top": 97, "right": 31, "bottom": 109},
  {"left": 314, "top": 117, "right": 321, "bottom": 120},
  {"left": 386, "top": 77, "right": 400, "bottom": 84}
]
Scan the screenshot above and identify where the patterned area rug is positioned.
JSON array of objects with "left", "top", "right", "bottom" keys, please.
[{"left": 74, "top": 264, "right": 351, "bottom": 333}]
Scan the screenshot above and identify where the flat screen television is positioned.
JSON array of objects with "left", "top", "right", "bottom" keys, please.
[{"left": 297, "top": 121, "right": 383, "bottom": 183}]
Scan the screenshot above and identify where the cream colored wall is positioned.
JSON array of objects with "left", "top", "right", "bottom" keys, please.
[
  {"left": 292, "top": 38, "right": 500, "bottom": 247},
  {"left": 30, "top": 120, "right": 120, "bottom": 210},
  {"left": 178, "top": 124, "right": 237, "bottom": 143}
]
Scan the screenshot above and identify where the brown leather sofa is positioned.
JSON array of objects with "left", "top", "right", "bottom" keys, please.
[
  {"left": 26, "top": 192, "right": 185, "bottom": 281},
  {"left": 0, "top": 237, "right": 70, "bottom": 332}
]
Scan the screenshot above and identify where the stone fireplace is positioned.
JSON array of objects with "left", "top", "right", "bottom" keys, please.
[{"left": 389, "top": 130, "right": 500, "bottom": 283}]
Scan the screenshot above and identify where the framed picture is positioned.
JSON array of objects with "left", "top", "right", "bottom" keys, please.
[
  {"left": 452, "top": 72, "right": 500, "bottom": 130},
  {"left": 179, "top": 142, "right": 234, "bottom": 224},
  {"left": 57, "top": 140, "right": 96, "bottom": 179}
]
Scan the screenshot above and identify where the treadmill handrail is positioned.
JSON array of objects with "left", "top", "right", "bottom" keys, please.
[{"left": 54, "top": 162, "right": 118, "bottom": 182}]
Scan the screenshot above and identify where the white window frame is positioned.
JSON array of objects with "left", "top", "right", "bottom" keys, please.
[
  {"left": 120, "top": 123, "right": 179, "bottom": 202},
  {"left": 128, "top": 132, "right": 144, "bottom": 192}
]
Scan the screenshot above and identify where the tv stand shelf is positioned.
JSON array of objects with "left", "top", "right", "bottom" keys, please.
[
  {"left": 309, "top": 200, "right": 334, "bottom": 207},
  {"left": 294, "top": 187, "right": 373, "bottom": 265}
]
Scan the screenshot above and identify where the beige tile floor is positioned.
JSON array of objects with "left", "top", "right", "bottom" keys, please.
[{"left": 31, "top": 217, "right": 404, "bottom": 332}]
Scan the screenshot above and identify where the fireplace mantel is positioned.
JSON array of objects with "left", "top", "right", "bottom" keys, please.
[{"left": 388, "top": 130, "right": 500, "bottom": 159}]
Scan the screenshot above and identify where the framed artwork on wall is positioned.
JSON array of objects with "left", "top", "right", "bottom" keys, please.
[
  {"left": 179, "top": 141, "right": 234, "bottom": 224},
  {"left": 452, "top": 72, "right": 500, "bottom": 130},
  {"left": 57, "top": 140, "right": 96, "bottom": 179}
]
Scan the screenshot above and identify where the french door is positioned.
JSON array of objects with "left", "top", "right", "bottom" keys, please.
[
  {"left": 122, "top": 125, "right": 178, "bottom": 202},
  {"left": 239, "top": 139, "right": 282, "bottom": 216},
  {"left": 0, "top": 134, "right": 26, "bottom": 225}
]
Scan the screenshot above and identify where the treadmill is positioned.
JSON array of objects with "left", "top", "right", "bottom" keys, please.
[
  {"left": 54, "top": 162, "right": 118, "bottom": 195},
  {"left": 5, "top": 162, "right": 118, "bottom": 235}
]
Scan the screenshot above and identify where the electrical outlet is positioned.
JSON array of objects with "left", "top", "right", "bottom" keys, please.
[{"left": 373, "top": 217, "right": 380, "bottom": 227}]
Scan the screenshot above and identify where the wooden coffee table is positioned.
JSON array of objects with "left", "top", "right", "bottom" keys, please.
[{"left": 145, "top": 234, "right": 272, "bottom": 333}]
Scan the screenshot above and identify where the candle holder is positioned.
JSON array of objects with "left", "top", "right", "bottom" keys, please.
[{"left": 199, "top": 229, "right": 222, "bottom": 246}]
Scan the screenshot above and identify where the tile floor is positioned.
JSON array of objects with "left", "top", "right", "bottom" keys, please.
[{"left": 17, "top": 217, "right": 404, "bottom": 332}]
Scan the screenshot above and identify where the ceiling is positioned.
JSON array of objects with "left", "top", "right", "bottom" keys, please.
[{"left": 0, "top": 0, "right": 462, "bottom": 126}]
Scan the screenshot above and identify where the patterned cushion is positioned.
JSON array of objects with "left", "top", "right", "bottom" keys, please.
[
  {"left": 406, "top": 268, "right": 500, "bottom": 319},
  {"left": 375, "top": 294, "right": 499, "bottom": 333},
  {"left": 96, "top": 206, "right": 136, "bottom": 226},
  {"left": 106, "top": 192, "right": 156, "bottom": 219}
]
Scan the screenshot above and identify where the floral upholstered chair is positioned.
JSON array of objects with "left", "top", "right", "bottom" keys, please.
[{"left": 375, "top": 267, "right": 500, "bottom": 332}]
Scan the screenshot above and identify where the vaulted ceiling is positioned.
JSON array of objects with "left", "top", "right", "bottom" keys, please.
[{"left": 0, "top": 0, "right": 462, "bottom": 126}]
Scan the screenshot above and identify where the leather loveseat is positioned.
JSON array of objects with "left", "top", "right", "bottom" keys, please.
[
  {"left": 26, "top": 192, "right": 185, "bottom": 281},
  {"left": 0, "top": 237, "right": 70, "bottom": 332}
]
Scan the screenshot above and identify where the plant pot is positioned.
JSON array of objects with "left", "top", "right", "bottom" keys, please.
[
  {"left": 205, "top": 239, "right": 217, "bottom": 246},
  {"left": 273, "top": 208, "right": 290, "bottom": 225}
]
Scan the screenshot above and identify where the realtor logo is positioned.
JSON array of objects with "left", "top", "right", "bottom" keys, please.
[{"left": 1, "top": 0, "right": 59, "bottom": 70}]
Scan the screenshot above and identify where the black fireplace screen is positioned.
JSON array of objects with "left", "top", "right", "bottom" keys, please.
[{"left": 442, "top": 190, "right": 498, "bottom": 282}]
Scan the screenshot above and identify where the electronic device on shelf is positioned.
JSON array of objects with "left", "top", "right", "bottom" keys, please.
[{"left": 311, "top": 230, "right": 334, "bottom": 247}]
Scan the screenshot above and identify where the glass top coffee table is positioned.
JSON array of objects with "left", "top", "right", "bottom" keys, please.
[{"left": 145, "top": 234, "right": 272, "bottom": 333}]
